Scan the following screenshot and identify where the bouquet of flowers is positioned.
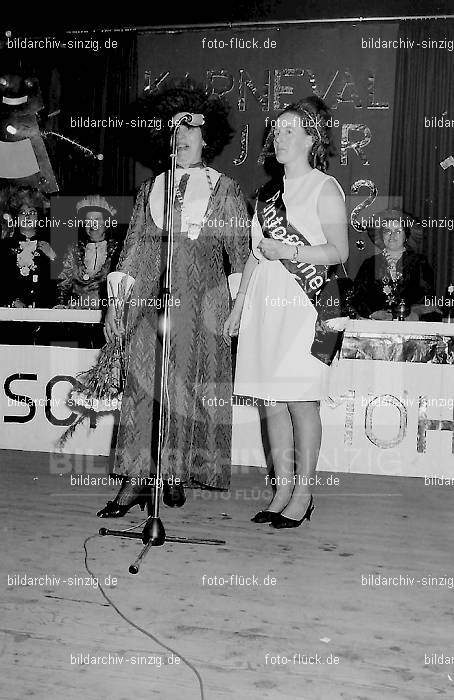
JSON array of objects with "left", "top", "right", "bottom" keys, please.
[{"left": 56, "top": 277, "right": 129, "bottom": 449}]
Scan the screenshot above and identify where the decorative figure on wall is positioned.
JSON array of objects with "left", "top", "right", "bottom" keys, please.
[
  {"left": 0, "top": 74, "right": 58, "bottom": 192},
  {"left": 0, "top": 73, "right": 103, "bottom": 196}
]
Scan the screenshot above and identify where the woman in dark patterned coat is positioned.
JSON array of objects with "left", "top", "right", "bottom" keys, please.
[
  {"left": 0, "top": 187, "right": 56, "bottom": 308},
  {"left": 350, "top": 209, "right": 439, "bottom": 321},
  {"left": 97, "top": 80, "right": 251, "bottom": 517}
]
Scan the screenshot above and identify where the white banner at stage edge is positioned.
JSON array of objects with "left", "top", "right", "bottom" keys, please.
[
  {"left": 0, "top": 344, "right": 114, "bottom": 458},
  {"left": 232, "top": 358, "right": 454, "bottom": 479},
  {"left": 3, "top": 345, "right": 454, "bottom": 480}
]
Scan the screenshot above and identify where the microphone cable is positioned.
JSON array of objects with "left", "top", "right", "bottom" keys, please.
[{"left": 83, "top": 534, "right": 205, "bottom": 700}]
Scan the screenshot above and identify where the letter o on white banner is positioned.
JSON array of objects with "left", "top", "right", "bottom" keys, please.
[{"left": 365, "top": 394, "right": 407, "bottom": 449}]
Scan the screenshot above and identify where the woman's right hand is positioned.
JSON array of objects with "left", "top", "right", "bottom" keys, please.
[{"left": 104, "top": 302, "right": 124, "bottom": 343}]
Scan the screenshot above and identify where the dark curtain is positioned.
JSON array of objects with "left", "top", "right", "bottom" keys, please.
[
  {"left": 0, "top": 33, "right": 138, "bottom": 196},
  {"left": 45, "top": 34, "right": 138, "bottom": 195},
  {"left": 0, "top": 35, "right": 138, "bottom": 296},
  {"left": 389, "top": 19, "right": 454, "bottom": 296}
]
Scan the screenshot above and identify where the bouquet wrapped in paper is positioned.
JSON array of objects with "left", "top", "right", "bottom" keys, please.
[{"left": 56, "top": 277, "right": 130, "bottom": 449}]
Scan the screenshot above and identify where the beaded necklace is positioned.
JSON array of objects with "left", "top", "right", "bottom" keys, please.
[
  {"left": 15, "top": 239, "right": 39, "bottom": 277},
  {"left": 382, "top": 247, "right": 404, "bottom": 282},
  {"left": 174, "top": 166, "right": 214, "bottom": 240}
]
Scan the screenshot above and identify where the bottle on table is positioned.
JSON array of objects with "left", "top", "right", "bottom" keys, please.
[{"left": 396, "top": 298, "right": 408, "bottom": 321}]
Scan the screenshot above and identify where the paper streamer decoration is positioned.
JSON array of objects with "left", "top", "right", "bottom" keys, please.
[{"left": 42, "top": 131, "right": 102, "bottom": 160}]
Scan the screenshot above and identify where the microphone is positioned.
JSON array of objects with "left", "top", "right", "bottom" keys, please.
[{"left": 173, "top": 113, "right": 205, "bottom": 128}]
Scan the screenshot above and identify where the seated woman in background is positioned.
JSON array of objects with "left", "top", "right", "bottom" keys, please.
[
  {"left": 56, "top": 195, "right": 119, "bottom": 309},
  {"left": 351, "top": 209, "right": 441, "bottom": 321},
  {"left": 0, "top": 186, "right": 56, "bottom": 308}
]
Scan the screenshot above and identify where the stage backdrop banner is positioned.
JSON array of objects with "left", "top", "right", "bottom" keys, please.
[
  {"left": 138, "top": 21, "right": 398, "bottom": 274},
  {"left": 0, "top": 345, "right": 114, "bottom": 461}
]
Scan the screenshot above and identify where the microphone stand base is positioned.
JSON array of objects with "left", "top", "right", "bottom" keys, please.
[
  {"left": 142, "top": 516, "right": 166, "bottom": 546},
  {"left": 98, "top": 520, "right": 225, "bottom": 575}
]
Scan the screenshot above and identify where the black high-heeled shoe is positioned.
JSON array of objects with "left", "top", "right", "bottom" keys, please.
[
  {"left": 97, "top": 478, "right": 152, "bottom": 518},
  {"left": 251, "top": 510, "right": 281, "bottom": 524},
  {"left": 162, "top": 481, "right": 186, "bottom": 508},
  {"left": 270, "top": 495, "right": 315, "bottom": 529}
]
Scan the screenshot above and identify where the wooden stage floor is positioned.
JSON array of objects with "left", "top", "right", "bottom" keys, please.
[{"left": 1, "top": 449, "right": 453, "bottom": 700}]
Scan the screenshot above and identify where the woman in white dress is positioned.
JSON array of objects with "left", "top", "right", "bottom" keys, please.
[{"left": 224, "top": 96, "right": 348, "bottom": 528}]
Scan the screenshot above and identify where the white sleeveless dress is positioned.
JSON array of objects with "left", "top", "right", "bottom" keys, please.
[{"left": 234, "top": 168, "right": 345, "bottom": 402}]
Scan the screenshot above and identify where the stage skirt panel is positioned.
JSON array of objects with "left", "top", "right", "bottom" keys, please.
[{"left": 112, "top": 176, "right": 250, "bottom": 489}]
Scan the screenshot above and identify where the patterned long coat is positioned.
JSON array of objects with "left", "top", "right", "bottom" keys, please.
[{"left": 112, "top": 175, "right": 250, "bottom": 490}]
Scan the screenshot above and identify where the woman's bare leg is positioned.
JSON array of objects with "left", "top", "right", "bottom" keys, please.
[
  {"left": 262, "top": 401, "right": 295, "bottom": 512},
  {"left": 280, "top": 400, "right": 321, "bottom": 520}
]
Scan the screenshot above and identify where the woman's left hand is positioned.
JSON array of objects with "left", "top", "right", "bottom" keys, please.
[
  {"left": 258, "top": 238, "right": 290, "bottom": 261},
  {"left": 37, "top": 241, "right": 57, "bottom": 260}
]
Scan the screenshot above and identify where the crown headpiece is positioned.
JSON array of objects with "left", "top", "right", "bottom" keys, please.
[{"left": 76, "top": 195, "right": 116, "bottom": 217}]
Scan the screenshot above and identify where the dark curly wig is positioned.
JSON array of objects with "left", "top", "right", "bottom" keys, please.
[
  {"left": 124, "top": 78, "right": 234, "bottom": 172},
  {"left": 5, "top": 186, "right": 50, "bottom": 241},
  {"left": 259, "top": 95, "right": 336, "bottom": 173},
  {"left": 8, "top": 185, "right": 48, "bottom": 215}
]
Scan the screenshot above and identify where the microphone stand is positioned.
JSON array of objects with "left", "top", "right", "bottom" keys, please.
[{"left": 99, "top": 114, "right": 226, "bottom": 573}]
